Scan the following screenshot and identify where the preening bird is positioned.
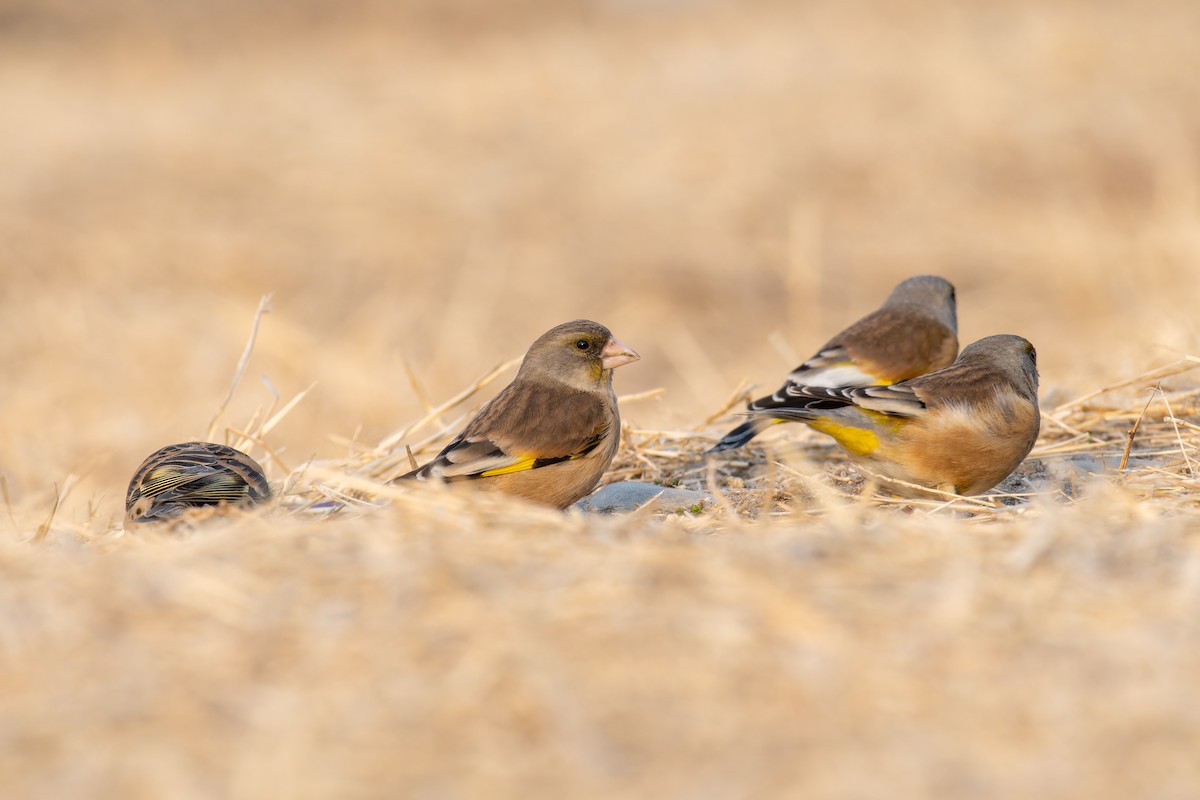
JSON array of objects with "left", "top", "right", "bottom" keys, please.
[{"left": 125, "top": 441, "right": 271, "bottom": 529}]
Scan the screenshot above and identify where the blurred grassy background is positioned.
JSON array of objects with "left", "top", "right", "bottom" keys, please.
[
  {"left": 3, "top": 0, "right": 1198, "bottom": 506},
  {"left": 1, "top": 1, "right": 1200, "bottom": 797}
]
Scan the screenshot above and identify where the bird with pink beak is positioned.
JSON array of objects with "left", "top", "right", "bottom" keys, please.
[{"left": 397, "top": 320, "right": 640, "bottom": 509}]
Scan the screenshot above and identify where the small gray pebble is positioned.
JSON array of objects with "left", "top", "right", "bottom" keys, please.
[{"left": 574, "top": 481, "right": 712, "bottom": 514}]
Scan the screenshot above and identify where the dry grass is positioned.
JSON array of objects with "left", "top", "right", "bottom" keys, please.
[{"left": 3, "top": 1, "right": 1200, "bottom": 797}]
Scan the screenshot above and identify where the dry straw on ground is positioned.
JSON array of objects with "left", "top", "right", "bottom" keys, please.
[
  {"left": 3, "top": 1, "right": 1200, "bottom": 798},
  {"left": 6, "top": 306, "right": 1199, "bottom": 799}
]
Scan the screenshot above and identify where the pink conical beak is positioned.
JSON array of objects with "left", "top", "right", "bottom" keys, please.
[{"left": 601, "top": 336, "right": 640, "bottom": 370}]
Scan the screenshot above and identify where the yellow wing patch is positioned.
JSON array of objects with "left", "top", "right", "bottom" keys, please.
[{"left": 479, "top": 456, "right": 539, "bottom": 477}]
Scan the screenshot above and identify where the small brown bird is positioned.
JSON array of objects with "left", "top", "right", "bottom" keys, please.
[
  {"left": 397, "top": 320, "right": 639, "bottom": 509},
  {"left": 709, "top": 275, "right": 958, "bottom": 453},
  {"left": 124, "top": 442, "right": 271, "bottom": 528},
  {"left": 742, "top": 335, "right": 1040, "bottom": 496}
]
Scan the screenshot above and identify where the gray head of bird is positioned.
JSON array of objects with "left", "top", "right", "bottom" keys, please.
[
  {"left": 961, "top": 334, "right": 1039, "bottom": 396},
  {"left": 884, "top": 275, "right": 957, "bottom": 333},
  {"left": 518, "top": 319, "right": 640, "bottom": 390}
]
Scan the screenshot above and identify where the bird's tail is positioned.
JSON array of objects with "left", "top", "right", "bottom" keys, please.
[
  {"left": 706, "top": 417, "right": 778, "bottom": 454},
  {"left": 392, "top": 467, "right": 423, "bottom": 483},
  {"left": 708, "top": 388, "right": 862, "bottom": 453}
]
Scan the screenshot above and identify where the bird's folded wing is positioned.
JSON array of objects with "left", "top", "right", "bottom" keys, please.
[
  {"left": 407, "top": 379, "right": 616, "bottom": 481},
  {"left": 141, "top": 467, "right": 249, "bottom": 502},
  {"left": 784, "top": 346, "right": 881, "bottom": 388},
  {"left": 842, "top": 384, "right": 928, "bottom": 417},
  {"left": 420, "top": 429, "right": 608, "bottom": 480},
  {"left": 772, "top": 382, "right": 928, "bottom": 419}
]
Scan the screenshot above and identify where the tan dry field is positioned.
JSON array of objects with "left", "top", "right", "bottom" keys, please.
[{"left": 2, "top": 0, "right": 1200, "bottom": 797}]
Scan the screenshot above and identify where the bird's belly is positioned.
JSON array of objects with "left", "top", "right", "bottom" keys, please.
[{"left": 476, "top": 456, "right": 608, "bottom": 509}]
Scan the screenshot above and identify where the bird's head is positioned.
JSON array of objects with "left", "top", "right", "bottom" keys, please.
[{"left": 519, "top": 319, "right": 640, "bottom": 390}]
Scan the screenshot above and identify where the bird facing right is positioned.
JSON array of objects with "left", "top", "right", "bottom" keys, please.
[
  {"left": 396, "top": 319, "right": 639, "bottom": 509},
  {"left": 742, "top": 334, "right": 1040, "bottom": 497}
]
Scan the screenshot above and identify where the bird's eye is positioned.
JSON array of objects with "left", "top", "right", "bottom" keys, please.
[{"left": 575, "top": 339, "right": 590, "bottom": 350}]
